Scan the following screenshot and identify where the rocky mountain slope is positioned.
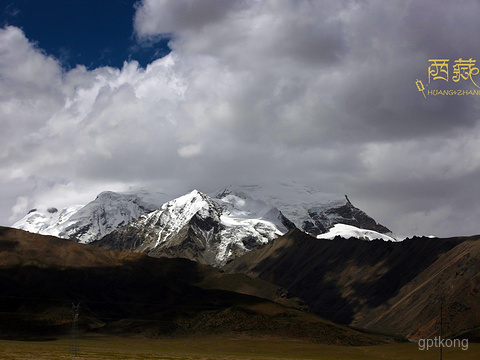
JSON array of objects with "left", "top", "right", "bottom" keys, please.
[
  {"left": 223, "top": 229, "right": 480, "bottom": 339},
  {"left": 0, "top": 226, "right": 403, "bottom": 345},
  {"left": 94, "top": 190, "right": 294, "bottom": 266}
]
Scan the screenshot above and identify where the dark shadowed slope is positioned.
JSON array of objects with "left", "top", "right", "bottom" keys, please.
[
  {"left": 0, "top": 227, "right": 403, "bottom": 345},
  {"left": 224, "top": 229, "right": 480, "bottom": 339}
]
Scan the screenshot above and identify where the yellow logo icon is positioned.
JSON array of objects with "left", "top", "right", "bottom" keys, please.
[{"left": 416, "top": 79, "right": 426, "bottom": 99}]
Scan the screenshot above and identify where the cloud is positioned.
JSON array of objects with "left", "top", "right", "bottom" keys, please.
[
  {"left": 2, "top": 1, "right": 480, "bottom": 238},
  {"left": 0, "top": 26, "right": 64, "bottom": 160},
  {"left": 9, "top": 196, "right": 28, "bottom": 223},
  {"left": 178, "top": 144, "right": 202, "bottom": 158},
  {"left": 361, "top": 124, "right": 480, "bottom": 182},
  {"left": 134, "top": 0, "right": 244, "bottom": 37}
]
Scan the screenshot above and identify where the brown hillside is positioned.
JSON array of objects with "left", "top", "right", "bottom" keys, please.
[
  {"left": 0, "top": 226, "right": 143, "bottom": 268},
  {"left": 0, "top": 227, "right": 403, "bottom": 345},
  {"left": 359, "top": 237, "right": 480, "bottom": 339},
  {"left": 223, "top": 229, "right": 480, "bottom": 339}
]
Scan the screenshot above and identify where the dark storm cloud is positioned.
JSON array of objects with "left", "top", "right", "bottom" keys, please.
[
  {"left": 2, "top": 0, "right": 480, "bottom": 238},
  {"left": 401, "top": 1, "right": 480, "bottom": 56},
  {"left": 134, "top": 0, "right": 246, "bottom": 38}
]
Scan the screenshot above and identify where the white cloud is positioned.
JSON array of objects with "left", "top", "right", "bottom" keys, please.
[
  {"left": 9, "top": 196, "right": 28, "bottom": 223},
  {"left": 134, "top": 0, "right": 243, "bottom": 38},
  {"left": 2, "top": 1, "right": 480, "bottom": 238},
  {"left": 362, "top": 124, "right": 480, "bottom": 182},
  {"left": 178, "top": 144, "right": 202, "bottom": 158}
]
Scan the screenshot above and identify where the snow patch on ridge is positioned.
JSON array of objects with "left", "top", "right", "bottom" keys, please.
[{"left": 316, "top": 224, "right": 397, "bottom": 242}]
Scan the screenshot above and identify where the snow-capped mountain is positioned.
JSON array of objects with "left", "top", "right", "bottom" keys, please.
[
  {"left": 94, "top": 190, "right": 294, "bottom": 266},
  {"left": 316, "top": 224, "right": 397, "bottom": 242},
  {"left": 13, "top": 190, "right": 168, "bottom": 243},
  {"left": 12, "top": 205, "right": 84, "bottom": 237},
  {"left": 213, "top": 182, "right": 391, "bottom": 235},
  {"left": 13, "top": 182, "right": 393, "bottom": 264}
]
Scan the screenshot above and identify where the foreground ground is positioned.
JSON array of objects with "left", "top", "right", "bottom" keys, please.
[{"left": 1, "top": 335, "right": 479, "bottom": 360}]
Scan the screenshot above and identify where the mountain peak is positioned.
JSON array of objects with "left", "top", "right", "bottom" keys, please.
[
  {"left": 157, "top": 189, "right": 217, "bottom": 220},
  {"left": 95, "top": 189, "right": 291, "bottom": 266},
  {"left": 179, "top": 189, "right": 210, "bottom": 203},
  {"left": 345, "top": 195, "right": 352, "bottom": 205},
  {"left": 212, "top": 183, "right": 390, "bottom": 236},
  {"left": 96, "top": 191, "right": 119, "bottom": 199},
  {"left": 13, "top": 190, "right": 167, "bottom": 243}
]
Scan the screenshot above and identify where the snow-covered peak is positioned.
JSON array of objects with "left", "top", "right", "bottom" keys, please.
[
  {"left": 12, "top": 205, "right": 84, "bottom": 237},
  {"left": 215, "top": 182, "right": 346, "bottom": 208},
  {"left": 98, "top": 189, "right": 292, "bottom": 266},
  {"left": 12, "top": 189, "right": 168, "bottom": 243},
  {"left": 316, "top": 224, "right": 397, "bottom": 242},
  {"left": 212, "top": 182, "right": 389, "bottom": 235},
  {"left": 137, "top": 189, "right": 220, "bottom": 234},
  {"left": 161, "top": 189, "right": 211, "bottom": 213}
]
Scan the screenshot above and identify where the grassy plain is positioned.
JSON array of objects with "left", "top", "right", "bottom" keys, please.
[{"left": 1, "top": 335, "right": 479, "bottom": 360}]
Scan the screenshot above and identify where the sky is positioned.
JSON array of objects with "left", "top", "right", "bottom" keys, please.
[{"left": 1, "top": 0, "right": 480, "bottom": 238}]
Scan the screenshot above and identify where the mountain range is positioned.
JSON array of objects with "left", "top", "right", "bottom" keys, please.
[{"left": 13, "top": 182, "right": 393, "bottom": 267}]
